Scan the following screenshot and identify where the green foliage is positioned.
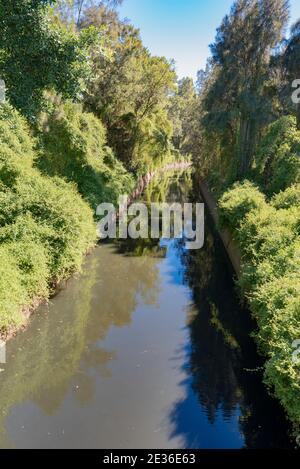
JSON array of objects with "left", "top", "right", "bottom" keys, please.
[
  {"left": 168, "top": 77, "right": 198, "bottom": 155},
  {"left": 0, "top": 103, "right": 96, "bottom": 334},
  {"left": 55, "top": 1, "right": 124, "bottom": 26},
  {"left": 187, "top": 1, "right": 300, "bottom": 439},
  {"left": 0, "top": 104, "right": 35, "bottom": 168},
  {"left": 238, "top": 205, "right": 299, "bottom": 260},
  {"left": 218, "top": 180, "right": 266, "bottom": 233},
  {"left": 5, "top": 175, "right": 96, "bottom": 277},
  {"left": 254, "top": 116, "right": 300, "bottom": 194},
  {"left": 0, "top": 0, "right": 98, "bottom": 118},
  {"left": 7, "top": 237, "right": 50, "bottom": 299},
  {"left": 219, "top": 180, "right": 300, "bottom": 435},
  {"left": 132, "top": 108, "right": 175, "bottom": 174},
  {"left": 0, "top": 1, "right": 180, "bottom": 337},
  {"left": 271, "top": 184, "right": 300, "bottom": 209},
  {"left": 0, "top": 246, "right": 27, "bottom": 330},
  {"left": 250, "top": 276, "right": 300, "bottom": 435},
  {"left": 81, "top": 6, "right": 177, "bottom": 170},
  {"left": 37, "top": 99, "right": 134, "bottom": 208},
  {"left": 202, "top": 0, "right": 289, "bottom": 176}
]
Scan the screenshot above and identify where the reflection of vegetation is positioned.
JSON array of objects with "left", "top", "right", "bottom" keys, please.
[
  {"left": 168, "top": 179, "right": 292, "bottom": 448},
  {"left": 116, "top": 237, "right": 166, "bottom": 258},
  {"left": 219, "top": 179, "right": 300, "bottom": 437},
  {"left": 144, "top": 171, "right": 192, "bottom": 204},
  {"left": 0, "top": 244, "right": 161, "bottom": 448},
  {"left": 182, "top": 235, "right": 243, "bottom": 425},
  {"left": 116, "top": 171, "right": 193, "bottom": 258},
  {"left": 210, "top": 303, "right": 240, "bottom": 350}
]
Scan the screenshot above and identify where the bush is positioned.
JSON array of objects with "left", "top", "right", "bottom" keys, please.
[
  {"left": 239, "top": 240, "right": 299, "bottom": 294},
  {"left": 218, "top": 180, "right": 266, "bottom": 233},
  {"left": 37, "top": 100, "right": 134, "bottom": 209},
  {"left": 0, "top": 103, "right": 96, "bottom": 334},
  {"left": 238, "top": 205, "right": 299, "bottom": 260},
  {"left": 271, "top": 184, "right": 300, "bottom": 209},
  {"left": 250, "top": 277, "right": 300, "bottom": 435},
  {"left": 218, "top": 179, "right": 300, "bottom": 435},
  {"left": 0, "top": 247, "right": 27, "bottom": 331},
  {"left": 254, "top": 116, "right": 300, "bottom": 194},
  {"left": 0, "top": 173, "right": 96, "bottom": 279}
]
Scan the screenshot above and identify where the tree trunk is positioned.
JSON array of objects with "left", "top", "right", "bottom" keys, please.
[{"left": 238, "top": 117, "right": 256, "bottom": 178}]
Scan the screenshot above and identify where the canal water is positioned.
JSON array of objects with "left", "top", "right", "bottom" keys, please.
[{"left": 0, "top": 175, "right": 291, "bottom": 448}]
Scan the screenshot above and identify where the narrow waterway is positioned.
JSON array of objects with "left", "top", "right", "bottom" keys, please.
[{"left": 0, "top": 176, "right": 291, "bottom": 449}]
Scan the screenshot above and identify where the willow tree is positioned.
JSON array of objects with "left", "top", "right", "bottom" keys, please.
[{"left": 203, "top": 0, "right": 289, "bottom": 177}]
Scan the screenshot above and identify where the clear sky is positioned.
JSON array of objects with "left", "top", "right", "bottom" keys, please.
[{"left": 119, "top": 0, "right": 300, "bottom": 80}]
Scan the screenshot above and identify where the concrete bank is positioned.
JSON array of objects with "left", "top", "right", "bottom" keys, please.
[{"left": 198, "top": 180, "right": 241, "bottom": 277}]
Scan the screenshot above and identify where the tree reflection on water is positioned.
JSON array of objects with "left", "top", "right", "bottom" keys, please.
[{"left": 167, "top": 181, "right": 292, "bottom": 448}]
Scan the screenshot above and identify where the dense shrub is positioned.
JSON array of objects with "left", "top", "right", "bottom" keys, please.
[
  {"left": 0, "top": 174, "right": 96, "bottom": 279},
  {"left": 218, "top": 180, "right": 266, "bottom": 233},
  {"left": 0, "top": 103, "right": 96, "bottom": 334},
  {"left": 271, "top": 184, "right": 300, "bottom": 209},
  {"left": 251, "top": 277, "right": 300, "bottom": 435},
  {"left": 7, "top": 237, "right": 50, "bottom": 299},
  {"left": 0, "top": 247, "right": 27, "bottom": 331},
  {"left": 219, "top": 181, "right": 300, "bottom": 435},
  {"left": 37, "top": 100, "right": 134, "bottom": 209},
  {"left": 237, "top": 205, "right": 299, "bottom": 260},
  {"left": 254, "top": 116, "right": 300, "bottom": 195}
]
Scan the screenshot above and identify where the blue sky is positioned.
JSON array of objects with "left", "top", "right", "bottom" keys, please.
[{"left": 119, "top": 0, "right": 300, "bottom": 80}]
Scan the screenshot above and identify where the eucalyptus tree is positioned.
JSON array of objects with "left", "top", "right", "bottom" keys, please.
[
  {"left": 54, "top": 0, "right": 123, "bottom": 25},
  {"left": 281, "top": 20, "right": 300, "bottom": 127},
  {"left": 168, "top": 77, "right": 198, "bottom": 153},
  {"left": 203, "top": 0, "right": 289, "bottom": 177}
]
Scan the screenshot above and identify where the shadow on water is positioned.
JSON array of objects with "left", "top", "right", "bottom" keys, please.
[
  {"left": 118, "top": 174, "right": 292, "bottom": 448},
  {"left": 0, "top": 243, "right": 162, "bottom": 448},
  {"left": 166, "top": 180, "right": 292, "bottom": 449},
  {"left": 0, "top": 172, "right": 292, "bottom": 448}
]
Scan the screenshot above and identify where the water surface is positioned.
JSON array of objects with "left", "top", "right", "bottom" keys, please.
[{"left": 0, "top": 178, "right": 291, "bottom": 448}]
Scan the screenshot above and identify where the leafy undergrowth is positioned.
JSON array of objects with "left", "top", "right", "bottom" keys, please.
[
  {"left": 218, "top": 180, "right": 300, "bottom": 437},
  {"left": 0, "top": 103, "right": 97, "bottom": 335},
  {"left": 37, "top": 99, "right": 134, "bottom": 210}
]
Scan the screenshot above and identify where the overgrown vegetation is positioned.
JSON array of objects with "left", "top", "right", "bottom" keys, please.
[
  {"left": 182, "top": 0, "right": 300, "bottom": 438},
  {"left": 0, "top": 0, "right": 184, "bottom": 336},
  {"left": 1, "top": 0, "right": 298, "bottom": 444},
  {"left": 0, "top": 103, "right": 96, "bottom": 332},
  {"left": 37, "top": 97, "right": 134, "bottom": 209},
  {"left": 218, "top": 181, "right": 300, "bottom": 435}
]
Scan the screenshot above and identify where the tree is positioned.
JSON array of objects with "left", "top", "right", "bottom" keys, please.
[
  {"left": 168, "top": 77, "right": 197, "bottom": 153},
  {"left": 81, "top": 4, "right": 176, "bottom": 169},
  {"left": 54, "top": 0, "right": 123, "bottom": 26},
  {"left": 203, "top": 0, "right": 289, "bottom": 177},
  {"left": 280, "top": 19, "right": 300, "bottom": 128},
  {"left": 0, "top": 0, "right": 96, "bottom": 117}
]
